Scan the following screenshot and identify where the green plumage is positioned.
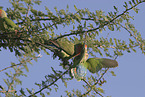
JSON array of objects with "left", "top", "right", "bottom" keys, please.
[
  {"left": 51, "top": 39, "right": 75, "bottom": 56},
  {"left": 1, "top": 17, "right": 17, "bottom": 31},
  {"left": 0, "top": 7, "right": 17, "bottom": 32},
  {"left": 73, "top": 44, "right": 88, "bottom": 67},
  {"left": 45, "top": 38, "right": 118, "bottom": 81},
  {"left": 86, "top": 58, "right": 118, "bottom": 73},
  {"left": 71, "top": 44, "right": 88, "bottom": 81},
  {"left": 71, "top": 44, "right": 118, "bottom": 81},
  {"left": 45, "top": 38, "right": 83, "bottom": 68},
  {"left": 47, "top": 38, "right": 83, "bottom": 59}
]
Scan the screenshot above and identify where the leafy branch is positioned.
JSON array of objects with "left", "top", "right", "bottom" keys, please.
[
  {"left": 120, "top": 24, "right": 141, "bottom": 45},
  {"left": 28, "top": 67, "right": 70, "bottom": 97},
  {"left": 82, "top": 79, "right": 104, "bottom": 97},
  {"left": 55, "top": 0, "right": 145, "bottom": 40},
  {"left": 1, "top": 0, "right": 145, "bottom": 97},
  {"left": 6, "top": 65, "right": 22, "bottom": 96},
  {"left": 81, "top": 68, "right": 109, "bottom": 96},
  {"left": 0, "top": 55, "right": 41, "bottom": 72}
]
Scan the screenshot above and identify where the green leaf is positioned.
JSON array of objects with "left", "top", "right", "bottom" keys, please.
[
  {"left": 132, "top": 0, "right": 136, "bottom": 4},
  {"left": 110, "top": 71, "right": 116, "bottom": 76},
  {"left": 75, "top": 14, "right": 81, "bottom": 22},
  {"left": 84, "top": 21, "right": 86, "bottom": 28},
  {"left": 46, "top": 92, "right": 50, "bottom": 95},
  {"left": 20, "top": 88, "right": 26, "bottom": 96},
  {"left": 114, "top": 38, "right": 117, "bottom": 46},
  {"left": 133, "top": 7, "right": 139, "bottom": 13},
  {"left": 51, "top": 67, "right": 57, "bottom": 75},
  {"left": 136, "top": 0, "right": 139, "bottom": 3},
  {"left": 66, "top": 5, "right": 69, "bottom": 13},
  {"left": 108, "top": 24, "right": 114, "bottom": 31},
  {"left": 132, "top": 48, "right": 136, "bottom": 52},
  {"left": 74, "top": 5, "right": 78, "bottom": 11},
  {"left": 0, "top": 85, "right": 3, "bottom": 90},
  {"left": 97, "top": 87, "right": 104, "bottom": 93},
  {"left": 33, "top": 0, "right": 42, "bottom": 5},
  {"left": 26, "top": 88, "right": 32, "bottom": 94},
  {"left": 64, "top": 81, "right": 67, "bottom": 88},
  {"left": 113, "top": 6, "right": 118, "bottom": 12},
  {"left": 129, "top": 1, "right": 133, "bottom": 7},
  {"left": 123, "top": 2, "right": 128, "bottom": 9},
  {"left": 24, "top": 64, "right": 29, "bottom": 72},
  {"left": 5, "top": 72, "right": 11, "bottom": 77},
  {"left": 15, "top": 78, "right": 22, "bottom": 85},
  {"left": 54, "top": 7, "right": 58, "bottom": 13},
  {"left": 40, "top": 92, "right": 45, "bottom": 97},
  {"left": 91, "top": 75, "right": 96, "bottom": 82},
  {"left": 35, "top": 83, "right": 41, "bottom": 87},
  {"left": 54, "top": 87, "right": 58, "bottom": 92},
  {"left": 11, "top": 62, "right": 16, "bottom": 66},
  {"left": 3, "top": 79, "right": 8, "bottom": 86}
]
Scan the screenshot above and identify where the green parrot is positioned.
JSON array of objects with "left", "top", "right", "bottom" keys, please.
[
  {"left": 71, "top": 44, "right": 118, "bottom": 81},
  {"left": 45, "top": 38, "right": 83, "bottom": 66},
  {"left": 0, "top": 6, "right": 18, "bottom": 32}
]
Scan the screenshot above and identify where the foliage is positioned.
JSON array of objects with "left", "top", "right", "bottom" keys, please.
[{"left": 0, "top": 0, "right": 145, "bottom": 96}]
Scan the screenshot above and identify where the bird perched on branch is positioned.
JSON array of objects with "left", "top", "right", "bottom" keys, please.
[
  {"left": 0, "top": 6, "right": 18, "bottom": 35},
  {"left": 71, "top": 44, "right": 118, "bottom": 81},
  {"left": 45, "top": 38, "right": 118, "bottom": 81},
  {"left": 45, "top": 38, "right": 83, "bottom": 67}
]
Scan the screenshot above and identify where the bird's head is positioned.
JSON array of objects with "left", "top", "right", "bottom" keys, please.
[
  {"left": 82, "top": 44, "right": 88, "bottom": 61},
  {"left": 85, "top": 45, "right": 87, "bottom": 50},
  {"left": 0, "top": 6, "right": 7, "bottom": 18}
]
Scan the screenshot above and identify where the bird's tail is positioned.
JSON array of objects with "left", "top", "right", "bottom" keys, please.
[{"left": 100, "top": 58, "right": 118, "bottom": 68}]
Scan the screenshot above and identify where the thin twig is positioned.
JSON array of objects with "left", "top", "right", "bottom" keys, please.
[
  {"left": 95, "top": 45, "right": 116, "bottom": 49},
  {"left": 81, "top": 68, "right": 109, "bottom": 96},
  {"left": 54, "top": 1, "right": 144, "bottom": 40},
  {"left": 28, "top": 68, "right": 70, "bottom": 97},
  {"left": 82, "top": 79, "right": 104, "bottom": 97},
  {"left": 0, "top": 56, "right": 40, "bottom": 72},
  {"left": 1, "top": 2, "right": 144, "bottom": 50},
  {"left": 6, "top": 66, "right": 21, "bottom": 95},
  {"left": 0, "top": 90, "right": 16, "bottom": 93},
  {"left": 26, "top": 0, "right": 31, "bottom": 18},
  {"left": 81, "top": 55, "right": 118, "bottom": 96},
  {"left": 120, "top": 24, "right": 141, "bottom": 45}
]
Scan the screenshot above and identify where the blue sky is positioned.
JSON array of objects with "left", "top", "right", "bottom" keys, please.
[{"left": 0, "top": 0, "right": 145, "bottom": 97}]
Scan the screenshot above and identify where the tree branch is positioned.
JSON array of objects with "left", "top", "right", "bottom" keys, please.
[
  {"left": 6, "top": 65, "right": 21, "bottom": 96},
  {"left": 82, "top": 79, "right": 104, "bottom": 97},
  {"left": 81, "top": 68, "right": 109, "bottom": 96},
  {"left": 0, "top": 56, "right": 40, "bottom": 72},
  {"left": 0, "top": 90, "right": 16, "bottom": 93},
  {"left": 54, "top": 1, "right": 145, "bottom": 40},
  {"left": 26, "top": 0, "right": 31, "bottom": 18},
  {"left": 120, "top": 24, "right": 141, "bottom": 45},
  {"left": 28, "top": 68, "right": 70, "bottom": 97}
]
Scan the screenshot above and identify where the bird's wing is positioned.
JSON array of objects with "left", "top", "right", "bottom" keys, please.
[
  {"left": 3, "top": 17, "right": 17, "bottom": 28},
  {"left": 86, "top": 58, "right": 118, "bottom": 73}
]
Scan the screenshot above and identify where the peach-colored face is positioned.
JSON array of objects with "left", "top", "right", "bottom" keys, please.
[
  {"left": 85, "top": 45, "right": 87, "bottom": 50},
  {"left": 84, "top": 45, "right": 88, "bottom": 59}
]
